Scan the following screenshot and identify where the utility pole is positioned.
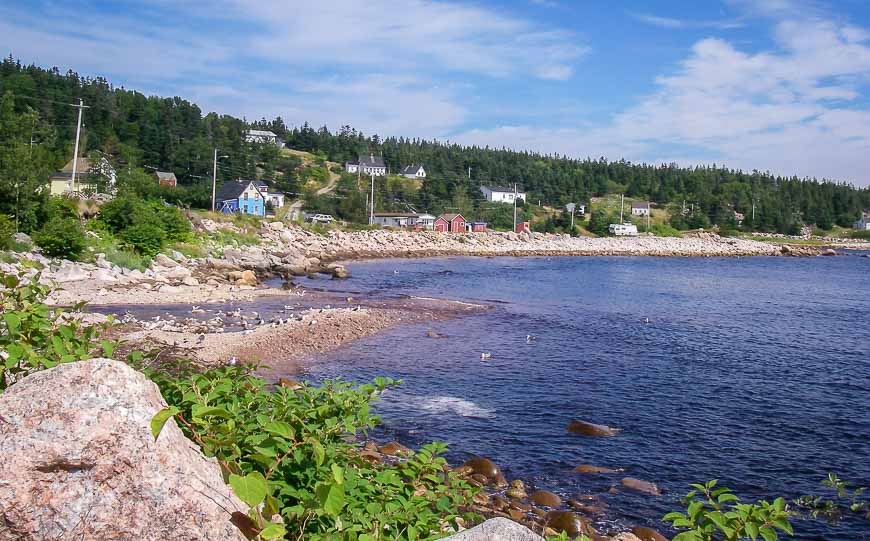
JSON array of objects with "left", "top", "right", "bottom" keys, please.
[
  {"left": 513, "top": 183, "right": 518, "bottom": 231},
  {"left": 620, "top": 193, "right": 625, "bottom": 223},
  {"left": 647, "top": 201, "right": 651, "bottom": 231},
  {"left": 468, "top": 167, "right": 471, "bottom": 179},
  {"left": 369, "top": 173, "right": 376, "bottom": 225},
  {"left": 69, "top": 98, "right": 89, "bottom": 193},
  {"left": 212, "top": 148, "right": 218, "bottom": 212}
]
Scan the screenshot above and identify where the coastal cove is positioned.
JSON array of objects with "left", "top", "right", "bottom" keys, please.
[{"left": 290, "top": 255, "right": 870, "bottom": 540}]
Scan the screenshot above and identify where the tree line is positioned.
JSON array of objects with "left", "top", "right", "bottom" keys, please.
[{"left": 2, "top": 55, "right": 869, "bottom": 235}]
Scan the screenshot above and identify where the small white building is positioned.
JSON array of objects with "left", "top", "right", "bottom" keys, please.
[
  {"left": 480, "top": 185, "right": 526, "bottom": 203},
  {"left": 631, "top": 202, "right": 651, "bottom": 217},
  {"left": 399, "top": 164, "right": 426, "bottom": 179},
  {"left": 251, "top": 180, "right": 285, "bottom": 209},
  {"left": 346, "top": 154, "right": 387, "bottom": 176},
  {"left": 415, "top": 213, "right": 436, "bottom": 230},
  {"left": 245, "top": 129, "right": 284, "bottom": 148},
  {"left": 854, "top": 212, "right": 870, "bottom": 230},
  {"left": 609, "top": 223, "right": 639, "bottom": 236}
]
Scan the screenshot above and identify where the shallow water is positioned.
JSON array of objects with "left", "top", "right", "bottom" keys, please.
[{"left": 294, "top": 255, "right": 870, "bottom": 539}]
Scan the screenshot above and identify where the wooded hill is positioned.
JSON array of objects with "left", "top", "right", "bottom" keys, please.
[{"left": 2, "top": 56, "right": 869, "bottom": 234}]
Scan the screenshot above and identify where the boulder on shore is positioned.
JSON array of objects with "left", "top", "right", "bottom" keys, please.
[
  {"left": 0, "top": 359, "right": 246, "bottom": 541},
  {"left": 441, "top": 517, "right": 543, "bottom": 540}
]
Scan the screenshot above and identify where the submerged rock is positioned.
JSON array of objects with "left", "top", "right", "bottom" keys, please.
[
  {"left": 379, "top": 441, "right": 412, "bottom": 456},
  {"left": 621, "top": 477, "right": 663, "bottom": 496},
  {"left": 632, "top": 526, "right": 670, "bottom": 541},
  {"left": 0, "top": 358, "right": 246, "bottom": 541},
  {"left": 574, "top": 464, "right": 622, "bottom": 474},
  {"left": 566, "top": 420, "right": 620, "bottom": 437}
]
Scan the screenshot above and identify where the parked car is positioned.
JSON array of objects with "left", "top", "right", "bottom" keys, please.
[{"left": 308, "top": 213, "right": 334, "bottom": 224}]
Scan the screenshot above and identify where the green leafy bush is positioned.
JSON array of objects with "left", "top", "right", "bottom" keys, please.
[
  {"left": 45, "top": 196, "right": 80, "bottom": 220},
  {"left": 794, "top": 473, "right": 869, "bottom": 522},
  {"left": 0, "top": 270, "right": 115, "bottom": 391},
  {"left": 849, "top": 230, "right": 870, "bottom": 240},
  {"left": 155, "top": 205, "right": 192, "bottom": 241},
  {"left": 649, "top": 223, "right": 682, "bottom": 237},
  {"left": 121, "top": 222, "right": 167, "bottom": 257},
  {"left": 98, "top": 196, "right": 144, "bottom": 234},
  {"left": 148, "top": 366, "right": 479, "bottom": 540},
  {"left": 663, "top": 480, "right": 793, "bottom": 541},
  {"left": 0, "top": 213, "right": 14, "bottom": 249},
  {"left": 32, "top": 217, "right": 87, "bottom": 260}
]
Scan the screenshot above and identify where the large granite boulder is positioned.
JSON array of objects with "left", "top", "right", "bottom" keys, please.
[
  {"left": 442, "top": 518, "right": 543, "bottom": 541},
  {"left": 0, "top": 359, "right": 246, "bottom": 541}
]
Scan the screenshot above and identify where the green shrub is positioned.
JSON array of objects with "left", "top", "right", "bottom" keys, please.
[
  {"left": 32, "top": 217, "right": 87, "bottom": 260},
  {"left": 849, "top": 230, "right": 870, "bottom": 240},
  {"left": 0, "top": 270, "right": 115, "bottom": 391},
  {"left": 0, "top": 214, "right": 14, "bottom": 250},
  {"left": 664, "top": 480, "right": 793, "bottom": 541},
  {"left": 46, "top": 196, "right": 80, "bottom": 220},
  {"left": 154, "top": 205, "right": 191, "bottom": 241},
  {"left": 169, "top": 241, "right": 207, "bottom": 259},
  {"left": 121, "top": 222, "right": 167, "bottom": 257},
  {"left": 649, "top": 223, "right": 682, "bottom": 237},
  {"left": 148, "top": 367, "right": 480, "bottom": 540},
  {"left": 98, "top": 197, "right": 143, "bottom": 234}
]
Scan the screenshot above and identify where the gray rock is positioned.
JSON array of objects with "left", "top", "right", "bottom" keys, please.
[
  {"left": 441, "top": 518, "right": 543, "bottom": 541},
  {"left": 51, "top": 265, "right": 90, "bottom": 283},
  {"left": 0, "top": 359, "right": 246, "bottom": 541},
  {"left": 12, "top": 232, "right": 32, "bottom": 247},
  {"left": 154, "top": 253, "right": 179, "bottom": 267}
]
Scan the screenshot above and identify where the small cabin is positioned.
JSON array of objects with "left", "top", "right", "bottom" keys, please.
[
  {"left": 467, "top": 221, "right": 488, "bottom": 232},
  {"left": 609, "top": 223, "right": 638, "bottom": 236},
  {"left": 516, "top": 222, "right": 530, "bottom": 234},
  {"left": 435, "top": 213, "right": 466, "bottom": 233}
]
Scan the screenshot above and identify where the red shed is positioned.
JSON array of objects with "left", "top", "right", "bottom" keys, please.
[
  {"left": 436, "top": 213, "right": 466, "bottom": 233},
  {"left": 516, "top": 221, "right": 530, "bottom": 233}
]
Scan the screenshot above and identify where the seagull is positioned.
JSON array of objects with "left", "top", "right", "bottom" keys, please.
[
  {"left": 526, "top": 335, "right": 537, "bottom": 343},
  {"left": 480, "top": 352, "right": 491, "bottom": 361},
  {"left": 643, "top": 317, "right": 651, "bottom": 324}
]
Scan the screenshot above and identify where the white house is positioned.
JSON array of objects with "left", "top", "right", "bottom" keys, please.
[
  {"left": 48, "top": 156, "right": 117, "bottom": 196},
  {"left": 631, "top": 202, "right": 651, "bottom": 217},
  {"left": 415, "top": 213, "right": 436, "bottom": 230},
  {"left": 609, "top": 223, "right": 638, "bottom": 236},
  {"left": 345, "top": 154, "right": 387, "bottom": 176},
  {"left": 480, "top": 185, "right": 526, "bottom": 203},
  {"left": 399, "top": 164, "right": 426, "bottom": 179},
  {"left": 854, "top": 212, "right": 870, "bottom": 230},
  {"left": 251, "top": 180, "right": 285, "bottom": 209},
  {"left": 245, "top": 129, "right": 284, "bottom": 148},
  {"left": 372, "top": 213, "right": 418, "bottom": 228}
]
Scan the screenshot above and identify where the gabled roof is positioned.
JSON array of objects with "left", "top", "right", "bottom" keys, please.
[
  {"left": 400, "top": 164, "right": 423, "bottom": 174},
  {"left": 348, "top": 154, "right": 386, "bottom": 168},
  {"left": 155, "top": 171, "right": 177, "bottom": 182},
  {"left": 373, "top": 212, "right": 419, "bottom": 218},
  {"left": 631, "top": 202, "right": 651, "bottom": 209},
  {"left": 482, "top": 185, "right": 524, "bottom": 193},
  {"left": 216, "top": 180, "right": 262, "bottom": 202},
  {"left": 246, "top": 129, "right": 278, "bottom": 138},
  {"left": 438, "top": 213, "right": 465, "bottom": 221}
]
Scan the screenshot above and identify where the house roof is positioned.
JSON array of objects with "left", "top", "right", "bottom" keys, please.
[
  {"left": 246, "top": 129, "right": 278, "bottom": 138},
  {"left": 438, "top": 213, "right": 464, "bottom": 221},
  {"left": 348, "top": 154, "right": 386, "bottom": 168},
  {"left": 374, "top": 213, "right": 418, "bottom": 218},
  {"left": 155, "top": 171, "right": 177, "bottom": 182},
  {"left": 482, "top": 185, "right": 524, "bottom": 193},
  {"left": 400, "top": 164, "right": 423, "bottom": 174},
  {"left": 631, "top": 202, "right": 651, "bottom": 209},
  {"left": 216, "top": 180, "right": 261, "bottom": 202},
  {"left": 417, "top": 214, "right": 436, "bottom": 219},
  {"left": 60, "top": 157, "right": 92, "bottom": 173}
]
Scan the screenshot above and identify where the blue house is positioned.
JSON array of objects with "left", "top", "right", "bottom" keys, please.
[{"left": 215, "top": 180, "right": 266, "bottom": 216}]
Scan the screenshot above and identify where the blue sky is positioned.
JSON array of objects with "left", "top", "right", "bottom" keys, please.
[{"left": 2, "top": 0, "right": 870, "bottom": 185}]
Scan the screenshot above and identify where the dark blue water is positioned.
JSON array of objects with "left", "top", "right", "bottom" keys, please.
[{"left": 295, "top": 256, "right": 870, "bottom": 539}]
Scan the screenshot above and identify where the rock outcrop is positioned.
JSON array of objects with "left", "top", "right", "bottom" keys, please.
[
  {"left": 0, "top": 359, "right": 246, "bottom": 541},
  {"left": 442, "top": 517, "right": 544, "bottom": 541}
]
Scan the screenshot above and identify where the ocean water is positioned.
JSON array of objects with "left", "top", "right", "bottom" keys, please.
[{"left": 295, "top": 254, "right": 870, "bottom": 540}]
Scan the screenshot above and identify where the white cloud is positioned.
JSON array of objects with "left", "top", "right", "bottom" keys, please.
[
  {"left": 628, "top": 12, "right": 744, "bottom": 30},
  {"left": 455, "top": 12, "right": 870, "bottom": 185}
]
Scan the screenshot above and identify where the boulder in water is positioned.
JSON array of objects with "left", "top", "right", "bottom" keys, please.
[
  {"left": 544, "top": 510, "right": 588, "bottom": 537},
  {"left": 529, "top": 490, "right": 562, "bottom": 508},
  {"left": 379, "top": 441, "right": 412, "bottom": 456},
  {"left": 462, "top": 457, "right": 502, "bottom": 480},
  {"left": 566, "top": 420, "right": 620, "bottom": 437},
  {"left": 632, "top": 526, "right": 670, "bottom": 541},
  {"left": 573, "top": 464, "right": 622, "bottom": 474}
]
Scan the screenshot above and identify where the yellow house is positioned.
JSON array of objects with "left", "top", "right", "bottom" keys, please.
[{"left": 48, "top": 157, "right": 116, "bottom": 196}]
